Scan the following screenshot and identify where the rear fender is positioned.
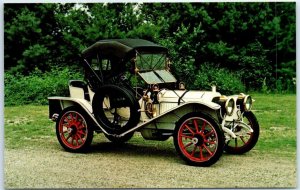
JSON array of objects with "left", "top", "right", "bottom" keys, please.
[{"left": 48, "top": 97, "right": 104, "bottom": 133}]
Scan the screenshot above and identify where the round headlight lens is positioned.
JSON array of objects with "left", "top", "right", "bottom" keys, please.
[
  {"left": 244, "top": 95, "right": 252, "bottom": 111},
  {"left": 225, "top": 98, "right": 235, "bottom": 116}
]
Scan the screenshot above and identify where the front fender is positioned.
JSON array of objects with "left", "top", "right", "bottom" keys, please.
[{"left": 118, "top": 101, "right": 221, "bottom": 137}]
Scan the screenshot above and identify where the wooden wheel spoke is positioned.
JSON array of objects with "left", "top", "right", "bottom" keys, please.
[
  {"left": 77, "top": 130, "right": 86, "bottom": 136},
  {"left": 63, "top": 130, "right": 69, "bottom": 134},
  {"left": 74, "top": 136, "right": 78, "bottom": 146},
  {"left": 65, "top": 118, "right": 72, "bottom": 126},
  {"left": 68, "top": 113, "right": 74, "bottom": 122},
  {"left": 66, "top": 134, "right": 72, "bottom": 141},
  {"left": 75, "top": 134, "right": 84, "bottom": 145},
  {"left": 193, "top": 119, "right": 199, "bottom": 133},
  {"left": 235, "top": 138, "right": 238, "bottom": 148},
  {"left": 77, "top": 134, "right": 85, "bottom": 143},
  {"left": 203, "top": 144, "right": 213, "bottom": 156},
  {"left": 71, "top": 136, "right": 75, "bottom": 145},
  {"left": 205, "top": 130, "right": 214, "bottom": 137},
  {"left": 184, "top": 142, "right": 193, "bottom": 149},
  {"left": 75, "top": 113, "right": 79, "bottom": 122},
  {"left": 191, "top": 146, "right": 197, "bottom": 156},
  {"left": 199, "top": 146, "right": 204, "bottom": 160},
  {"left": 74, "top": 121, "right": 80, "bottom": 127},
  {"left": 201, "top": 120, "right": 206, "bottom": 132},
  {"left": 77, "top": 123, "right": 87, "bottom": 131},
  {"left": 180, "top": 134, "right": 193, "bottom": 139},
  {"left": 184, "top": 124, "right": 195, "bottom": 135},
  {"left": 75, "top": 135, "right": 81, "bottom": 146},
  {"left": 240, "top": 136, "right": 246, "bottom": 144},
  {"left": 205, "top": 140, "right": 216, "bottom": 145}
]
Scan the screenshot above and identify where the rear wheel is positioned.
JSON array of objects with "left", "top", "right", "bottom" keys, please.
[
  {"left": 224, "top": 111, "right": 259, "bottom": 154},
  {"left": 174, "top": 112, "right": 224, "bottom": 167},
  {"left": 56, "top": 106, "right": 93, "bottom": 152}
]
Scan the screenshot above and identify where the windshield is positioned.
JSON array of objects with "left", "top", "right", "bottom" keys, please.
[
  {"left": 135, "top": 52, "right": 176, "bottom": 84},
  {"left": 136, "top": 53, "right": 166, "bottom": 71},
  {"left": 138, "top": 70, "right": 177, "bottom": 84}
]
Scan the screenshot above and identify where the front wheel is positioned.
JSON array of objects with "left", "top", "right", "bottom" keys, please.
[
  {"left": 174, "top": 112, "right": 224, "bottom": 167},
  {"left": 56, "top": 106, "right": 93, "bottom": 152},
  {"left": 224, "top": 111, "right": 259, "bottom": 154}
]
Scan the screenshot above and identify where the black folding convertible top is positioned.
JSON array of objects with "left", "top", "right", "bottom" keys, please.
[{"left": 82, "top": 39, "right": 168, "bottom": 60}]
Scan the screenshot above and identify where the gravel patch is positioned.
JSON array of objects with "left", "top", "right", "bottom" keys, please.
[{"left": 4, "top": 142, "right": 296, "bottom": 188}]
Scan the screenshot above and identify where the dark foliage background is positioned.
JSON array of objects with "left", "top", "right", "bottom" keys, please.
[{"left": 4, "top": 3, "right": 296, "bottom": 105}]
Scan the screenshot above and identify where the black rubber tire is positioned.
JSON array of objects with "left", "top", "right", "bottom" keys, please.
[
  {"left": 174, "top": 112, "right": 224, "bottom": 167},
  {"left": 224, "top": 111, "right": 259, "bottom": 154},
  {"left": 92, "top": 85, "right": 141, "bottom": 135},
  {"left": 56, "top": 106, "right": 93, "bottom": 152},
  {"left": 104, "top": 132, "right": 134, "bottom": 144}
]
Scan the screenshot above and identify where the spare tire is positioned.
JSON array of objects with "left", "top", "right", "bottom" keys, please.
[{"left": 92, "top": 85, "right": 141, "bottom": 134}]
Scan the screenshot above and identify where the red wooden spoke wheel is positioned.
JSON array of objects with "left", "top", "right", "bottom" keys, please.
[
  {"left": 174, "top": 112, "right": 223, "bottom": 167},
  {"left": 56, "top": 106, "right": 93, "bottom": 152},
  {"left": 224, "top": 111, "right": 259, "bottom": 154}
]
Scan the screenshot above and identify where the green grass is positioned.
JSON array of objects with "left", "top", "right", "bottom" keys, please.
[
  {"left": 250, "top": 93, "right": 296, "bottom": 156},
  {"left": 4, "top": 105, "right": 55, "bottom": 149},
  {"left": 4, "top": 94, "right": 296, "bottom": 157}
]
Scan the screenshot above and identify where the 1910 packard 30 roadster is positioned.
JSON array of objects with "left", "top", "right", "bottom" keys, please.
[{"left": 48, "top": 39, "right": 259, "bottom": 166}]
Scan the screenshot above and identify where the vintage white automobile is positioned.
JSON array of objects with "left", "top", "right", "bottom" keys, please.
[{"left": 48, "top": 39, "right": 259, "bottom": 166}]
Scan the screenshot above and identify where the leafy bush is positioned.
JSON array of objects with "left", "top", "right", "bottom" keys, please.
[
  {"left": 274, "top": 77, "right": 296, "bottom": 94},
  {"left": 5, "top": 67, "right": 83, "bottom": 106},
  {"left": 235, "top": 41, "right": 272, "bottom": 91},
  {"left": 193, "top": 63, "right": 245, "bottom": 95}
]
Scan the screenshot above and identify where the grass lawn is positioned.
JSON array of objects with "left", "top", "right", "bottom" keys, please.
[
  {"left": 4, "top": 93, "right": 296, "bottom": 156},
  {"left": 250, "top": 93, "right": 296, "bottom": 156}
]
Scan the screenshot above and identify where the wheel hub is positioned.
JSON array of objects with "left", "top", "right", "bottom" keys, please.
[
  {"left": 68, "top": 125, "right": 77, "bottom": 134},
  {"left": 192, "top": 138, "right": 198, "bottom": 145},
  {"left": 192, "top": 134, "right": 204, "bottom": 146}
]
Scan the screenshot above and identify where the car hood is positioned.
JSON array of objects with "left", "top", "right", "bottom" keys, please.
[{"left": 158, "top": 90, "right": 221, "bottom": 103}]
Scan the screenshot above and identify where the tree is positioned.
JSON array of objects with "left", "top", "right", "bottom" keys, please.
[{"left": 4, "top": 2, "right": 296, "bottom": 92}]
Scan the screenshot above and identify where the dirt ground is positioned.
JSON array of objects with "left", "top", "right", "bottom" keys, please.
[{"left": 4, "top": 138, "right": 296, "bottom": 189}]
